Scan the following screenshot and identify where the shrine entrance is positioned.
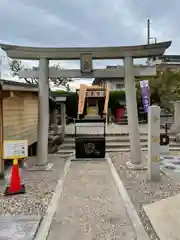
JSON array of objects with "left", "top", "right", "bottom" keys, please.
[
  {"left": 0, "top": 41, "right": 171, "bottom": 168},
  {"left": 77, "top": 85, "right": 109, "bottom": 119}
]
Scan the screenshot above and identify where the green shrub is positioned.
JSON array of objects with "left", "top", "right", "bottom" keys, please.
[
  {"left": 51, "top": 90, "right": 78, "bottom": 119},
  {"left": 51, "top": 89, "right": 145, "bottom": 118},
  {"left": 108, "top": 90, "right": 126, "bottom": 115},
  {"left": 51, "top": 90, "right": 67, "bottom": 97},
  {"left": 66, "top": 92, "right": 78, "bottom": 118}
]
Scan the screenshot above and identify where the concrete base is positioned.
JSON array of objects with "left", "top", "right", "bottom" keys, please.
[
  {"left": 144, "top": 194, "right": 180, "bottom": 240},
  {"left": 25, "top": 163, "right": 53, "bottom": 171},
  {"left": 0, "top": 215, "right": 42, "bottom": 240},
  {"left": 160, "top": 145, "right": 170, "bottom": 156},
  {"left": 71, "top": 158, "right": 106, "bottom": 161},
  {"left": 126, "top": 161, "right": 147, "bottom": 170},
  {"left": 0, "top": 172, "right": 4, "bottom": 180},
  {"left": 147, "top": 173, "right": 162, "bottom": 182}
]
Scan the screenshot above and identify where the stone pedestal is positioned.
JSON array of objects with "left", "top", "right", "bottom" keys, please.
[
  {"left": 60, "top": 103, "right": 66, "bottom": 140},
  {"left": 148, "top": 105, "right": 161, "bottom": 181},
  {"left": 174, "top": 101, "right": 180, "bottom": 129}
]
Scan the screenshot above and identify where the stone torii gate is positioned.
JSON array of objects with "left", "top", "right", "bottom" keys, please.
[{"left": 0, "top": 41, "right": 171, "bottom": 169}]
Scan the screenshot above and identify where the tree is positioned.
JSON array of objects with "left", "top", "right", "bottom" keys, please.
[
  {"left": 49, "top": 63, "right": 73, "bottom": 91},
  {"left": 9, "top": 59, "right": 23, "bottom": 77},
  {"left": 9, "top": 59, "right": 38, "bottom": 84},
  {"left": 150, "top": 67, "right": 180, "bottom": 113},
  {"left": 136, "top": 67, "right": 180, "bottom": 113},
  {"left": 9, "top": 60, "right": 73, "bottom": 90},
  {"left": 21, "top": 66, "right": 39, "bottom": 84}
]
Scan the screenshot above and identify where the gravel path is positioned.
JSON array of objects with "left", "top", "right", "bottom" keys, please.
[
  {"left": 109, "top": 152, "right": 180, "bottom": 240},
  {"left": 48, "top": 161, "right": 136, "bottom": 240},
  {"left": 0, "top": 154, "right": 67, "bottom": 216}
]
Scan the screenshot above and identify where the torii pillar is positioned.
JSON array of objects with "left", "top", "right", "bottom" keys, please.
[
  {"left": 124, "top": 56, "right": 142, "bottom": 168},
  {"left": 37, "top": 58, "right": 50, "bottom": 166}
]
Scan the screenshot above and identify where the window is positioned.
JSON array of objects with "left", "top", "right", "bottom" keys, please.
[
  {"left": 91, "top": 91, "right": 94, "bottom": 96},
  {"left": 116, "top": 84, "right": 123, "bottom": 89}
]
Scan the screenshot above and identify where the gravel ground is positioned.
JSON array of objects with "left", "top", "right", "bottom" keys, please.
[
  {"left": 109, "top": 152, "right": 180, "bottom": 240},
  {"left": 0, "top": 154, "right": 67, "bottom": 216}
]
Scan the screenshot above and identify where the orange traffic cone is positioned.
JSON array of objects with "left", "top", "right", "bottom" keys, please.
[{"left": 4, "top": 159, "right": 25, "bottom": 196}]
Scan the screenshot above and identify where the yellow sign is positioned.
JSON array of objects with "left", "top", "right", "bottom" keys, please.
[
  {"left": 152, "top": 116, "right": 159, "bottom": 123},
  {"left": 13, "top": 159, "right": 18, "bottom": 165},
  {"left": 152, "top": 136, "right": 160, "bottom": 143},
  {"left": 152, "top": 156, "right": 160, "bottom": 162},
  {"left": 80, "top": 53, "right": 92, "bottom": 73},
  {"left": 3, "top": 140, "right": 28, "bottom": 159},
  {"left": 84, "top": 55, "right": 91, "bottom": 65}
]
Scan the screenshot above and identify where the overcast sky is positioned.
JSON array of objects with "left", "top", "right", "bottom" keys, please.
[{"left": 0, "top": 0, "right": 178, "bottom": 90}]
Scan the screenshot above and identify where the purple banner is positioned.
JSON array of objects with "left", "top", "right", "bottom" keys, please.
[{"left": 140, "top": 80, "right": 149, "bottom": 113}]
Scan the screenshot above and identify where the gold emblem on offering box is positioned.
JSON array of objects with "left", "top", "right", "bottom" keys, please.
[
  {"left": 151, "top": 136, "right": 160, "bottom": 143},
  {"left": 152, "top": 156, "right": 160, "bottom": 162},
  {"left": 152, "top": 116, "right": 159, "bottom": 123}
]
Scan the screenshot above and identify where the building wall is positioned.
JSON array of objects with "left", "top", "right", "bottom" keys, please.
[
  {"left": 3, "top": 91, "right": 38, "bottom": 145},
  {"left": 105, "top": 80, "right": 125, "bottom": 91},
  {"left": 94, "top": 65, "right": 157, "bottom": 91}
]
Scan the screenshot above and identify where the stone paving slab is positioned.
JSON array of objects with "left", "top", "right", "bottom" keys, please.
[
  {"left": 144, "top": 194, "right": 180, "bottom": 240},
  {"left": 47, "top": 161, "right": 136, "bottom": 240},
  {"left": 0, "top": 215, "right": 41, "bottom": 240}
]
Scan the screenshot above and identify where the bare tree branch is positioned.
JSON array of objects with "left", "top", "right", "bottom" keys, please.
[
  {"left": 9, "top": 59, "right": 23, "bottom": 77},
  {"left": 8, "top": 60, "right": 73, "bottom": 90}
]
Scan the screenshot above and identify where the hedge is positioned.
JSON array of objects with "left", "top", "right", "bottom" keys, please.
[
  {"left": 51, "top": 90, "right": 143, "bottom": 118},
  {"left": 108, "top": 90, "right": 126, "bottom": 115},
  {"left": 66, "top": 92, "right": 78, "bottom": 118}
]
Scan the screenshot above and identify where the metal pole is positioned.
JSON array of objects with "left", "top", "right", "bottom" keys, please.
[
  {"left": 147, "top": 19, "right": 150, "bottom": 45},
  {"left": 146, "top": 19, "right": 151, "bottom": 65},
  {"left": 165, "top": 123, "right": 168, "bottom": 136}
]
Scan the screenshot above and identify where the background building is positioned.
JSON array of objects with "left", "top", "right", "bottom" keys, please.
[{"left": 92, "top": 65, "right": 156, "bottom": 91}]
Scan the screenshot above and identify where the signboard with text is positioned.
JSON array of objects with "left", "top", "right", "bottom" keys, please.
[
  {"left": 140, "top": 80, "right": 150, "bottom": 113},
  {"left": 3, "top": 140, "right": 28, "bottom": 159},
  {"left": 75, "top": 137, "right": 105, "bottom": 159},
  {"left": 80, "top": 53, "right": 93, "bottom": 73},
  {"left": 148, "top": 106, "right": 161, "bottom": 180}
]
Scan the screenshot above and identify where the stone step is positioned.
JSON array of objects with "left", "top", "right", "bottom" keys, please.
[
  {"left": 57, "top": 153, "right": 74, "bottom": 157},
  {"left": 58, "top": 147, "right": 180, "bottom": 153},
  {"left": 64, "top": 135, "right": 177, "bottom": 143},
  {"left": 115, "top": 122, "right": 128, "bottom": 125},
  {"left": 59, "top": 142, "right": 180, "bottom": 150},
  {"left": 65, "top": 131, "right": 175, "bottom": 137},
  {"left": 106, "top": 147, "right": 180, "bottom": 152},
  {"left": 58, "top": 149, "right": 74, "bottom": 154},
  {"left": 115, "top": 121, "right": 148, "bottom": 125}
]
